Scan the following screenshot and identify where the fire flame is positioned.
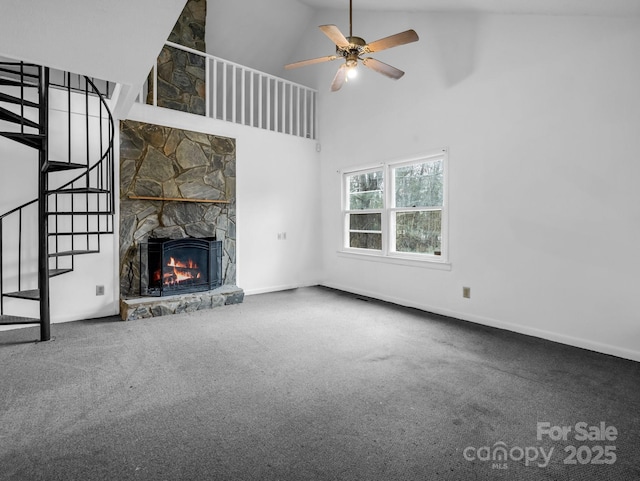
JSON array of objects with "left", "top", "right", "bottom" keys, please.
[
  {"left": 162, "top": 256, "right": 201, "bottom": 285},
  {"left": 167, "top": 257, "right": 197, "bottom": 269}
]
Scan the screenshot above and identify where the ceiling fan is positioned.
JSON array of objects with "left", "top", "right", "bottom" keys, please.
[{"left": 285, "top": 0, "right": 419, "bottom": 91}]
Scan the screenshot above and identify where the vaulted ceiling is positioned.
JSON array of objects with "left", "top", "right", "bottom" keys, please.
[
  {"left": 1, "top": 0, "right": 639, "bottom": 89},
  {"left": 207, "top": 0, "right": 640, "bottom": 88},
  {"left": 297, "top": 0, "right": 640, "bottom": 15}
]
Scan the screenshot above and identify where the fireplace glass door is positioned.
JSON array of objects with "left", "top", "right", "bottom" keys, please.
[{"left": 140, "top": 237, "right": 222, "bottom": 296}]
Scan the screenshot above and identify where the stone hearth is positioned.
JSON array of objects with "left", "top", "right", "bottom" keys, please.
[{"left": 120, "top": 285, "right": 244, "bottom": 321}]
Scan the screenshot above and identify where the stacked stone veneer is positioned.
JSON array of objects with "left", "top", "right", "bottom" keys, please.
[
  {"left": 168, "top": 0, "right": 206, "bottom": 51},
  {"left": 147, "top": 0, "right": 207, "bottom": 115},
  {"left": 119, "top": 119, "right": 237, "bottom": 301},
  {"left": 120, "top": 285, "right": 244, "bottom": 321},
  {"left": 119, "top": 0, "right": 244, "bottom": 320}
]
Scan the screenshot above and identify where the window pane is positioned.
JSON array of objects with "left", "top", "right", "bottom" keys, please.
[
  {"left": 348, "top": 170, "right": 383, "bottom": 209},
  {"left": 349, "top": 213, "right": 381, "bottom": 231},
  {"left": 350, "top": 232, "right": 382, "bottom": 250},
  {"left": 395, "top": 210, "right": 442, "bottom": 254},
  {"left": 394, "top": 160, "right": 443, "bottom": 208}
]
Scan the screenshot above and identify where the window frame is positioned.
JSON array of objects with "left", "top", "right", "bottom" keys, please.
[
  {"left": 343, "top": 165, "right": 385, "bottom": 254},
  {"left": 341, "top": 149, "right": 449, "bottom": 266}
]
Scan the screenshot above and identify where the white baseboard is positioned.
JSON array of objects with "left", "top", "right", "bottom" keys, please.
[
  {"left": 321, "top": 282, "right": 640, "bottom": 363},
  {"left": 243, "top": 282, "right": 318, "bottom": 296}
]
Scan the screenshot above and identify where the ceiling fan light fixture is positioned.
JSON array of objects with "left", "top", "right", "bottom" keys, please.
[{"left": 284, "top": 0, "right": 419, "bottom": 91}]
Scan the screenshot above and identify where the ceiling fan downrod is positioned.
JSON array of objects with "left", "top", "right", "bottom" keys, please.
[{"left": 349, "top": 0, "right": 353, "bottom": 38}]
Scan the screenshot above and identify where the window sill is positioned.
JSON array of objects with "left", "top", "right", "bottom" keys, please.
[{"left": 337, "top": 250, "right": 452, "bottom": 271}]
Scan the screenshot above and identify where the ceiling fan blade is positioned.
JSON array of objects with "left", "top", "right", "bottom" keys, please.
[
  {"left": 285, "top": 55, "right": 339, "bottom": 70},
  {"left": 364, "top": 29, "right": 419, "bottom": 53},
  {"left": 319, "top": 24, "right": 350, "bottom": 48},
  {"left": 362, "top": 58, "right": 405, "bottom": 80},
  {"left": 331, "top": 64, "right": 348, "bottom": 91}
]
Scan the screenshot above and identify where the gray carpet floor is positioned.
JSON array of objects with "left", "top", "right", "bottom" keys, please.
[{"left": 1, "top": 286, "right": 639, "bottom": 480}]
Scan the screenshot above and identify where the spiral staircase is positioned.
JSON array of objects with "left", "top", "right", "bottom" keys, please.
[{"left": 0, "top": 61, "right": 114, "bottom": 341}]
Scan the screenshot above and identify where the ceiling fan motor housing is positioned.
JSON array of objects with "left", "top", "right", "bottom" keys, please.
[{"left": 338, "top": 36, "right": 367, "bottom": 67}]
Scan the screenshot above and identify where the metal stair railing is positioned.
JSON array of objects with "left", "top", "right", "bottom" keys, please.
[
  {"left": 0, "top": 62, "right": 115, "bottom": 338},
  {"left": 0, "top": 61, "right": 45, "bottom": 327},
  {"left": 0, "top": 56, "right": 112, "bottom": 100},
  {"left": 47, "top": 74, "right": 115, "bottom": 274}
]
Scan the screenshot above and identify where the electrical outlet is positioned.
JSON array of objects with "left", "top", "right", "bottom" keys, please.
[
  {"left": 463, "top": 287, "right": 471, "bottom": 299},
  {"left": 96, "top": 285, "right": 104, "bottom": 296}
]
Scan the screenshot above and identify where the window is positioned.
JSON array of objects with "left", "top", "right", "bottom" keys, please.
[
  {"left": 343, "top": 150, "right": 447, "bottom": 261},
  {"left": 346, "top": 168, "right": 384, "bottom": 250}
]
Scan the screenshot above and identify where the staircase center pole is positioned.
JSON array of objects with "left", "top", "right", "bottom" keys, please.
[{"left": 38, "top": 66, "right": 51, "bottom": 341}]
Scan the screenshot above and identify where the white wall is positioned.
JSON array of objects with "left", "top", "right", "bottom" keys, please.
[
  {"left": 207, "top": 0, "right": 316, "bottom": 78},
  {"left": 309, "top": 12, "right": 640, "bottom": 361},
  {"left": 126, "top": 103, "right": 323, "bottom": 296}
]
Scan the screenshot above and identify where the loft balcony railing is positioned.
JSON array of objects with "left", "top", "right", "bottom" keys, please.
[{"left": 137, "top": 41, "right": 318, "bottom": 140}]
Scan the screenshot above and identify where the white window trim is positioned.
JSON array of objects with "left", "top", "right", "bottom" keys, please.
[{"left": 339, "top": 149, "right": 450, "bottom": 270}]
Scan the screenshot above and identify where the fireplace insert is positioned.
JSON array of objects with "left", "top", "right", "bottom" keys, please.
[{"left": 140, "top": 237, "right": 222, "bottom": 296}]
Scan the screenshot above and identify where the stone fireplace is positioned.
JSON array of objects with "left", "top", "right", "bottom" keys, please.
[
  {"left": 119, "top": 120, "right": 243, "bottom": 320},
  {"left": 118, "top": 0, "right": 242, "bottom": 320}
]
